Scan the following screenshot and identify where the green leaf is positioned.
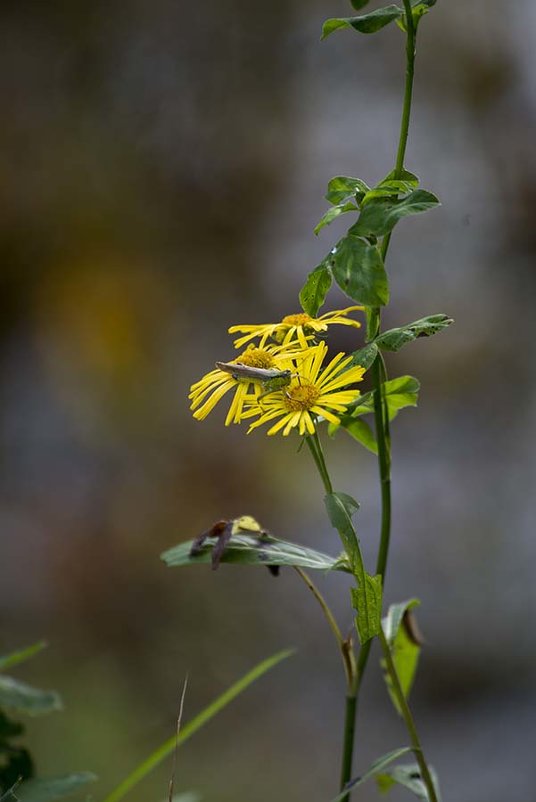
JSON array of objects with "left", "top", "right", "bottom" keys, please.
[
  {"left": 376, "top": 763, "right": 442, "bottom": 801},
  {"left": 329, "top": 236, "right": 389, "bottom": 306},
  {"left": 361, "top": 180, "right": 419, "bottom": 204},
  {"left": 324, "top": 493, "right": 360, "bottom": 568},
  {"left": 351, "top": 573, "right": 382, "bottom": 644},
  {"left": 299, "top": 263, "right": 333, "bottom": 317},
  {"left": 16, "top": 774, "right": 97, "bottom": 802},
  {"left": 322, "top": 6, "right": 403, "bottom": 38},
  {"left": 333, "top": 492, "right": 360, "bottom": 515},
  {"left": 338, "top": 418, "right": 378, "bottom": 454},
  {"left": 381, "top": 599, "right": 422, "bottom": 716},
  {"left": 351, "top": 190, "right": 440, "bottom": 238},
  {"left": 329, "top": 747, "right": 412, "bottom": 801},
  {"left": 342, "top": 375, "right": 420, "bottom": 422},
  {"left": 380, "top": 168, "right": 419, "bottom": 187},
  {"left": 375, "top": 314, "right": 453, "bottom": 351},
  {"left": 314, "top": 201, "right": 358, "bottom": 235},
  {"left": 397, "top": 0, "right": 437, "bottom": 31},
  {"left": 161, "top": 534, "right": 348, "bottom": 573},
  {"left": 0, "top": 677, "right": 62, "bottom": 716},
  {"left": 101, "top": 650, "right": 293, "bottom": 802},
  {"left": 380, "top": 375, "right": 420, "bottom": 420},
  {"left": 0, "top": 643, "right": 47, "bottom": 672},
  {"left": 348, "top": 342, "right": 379, "bottom": 370},
  {"left": 325, "top": 176, "right": 370, "bottom": 205},
  {"left": 349, "top": 0, "right": 371, "bottom": 9}
]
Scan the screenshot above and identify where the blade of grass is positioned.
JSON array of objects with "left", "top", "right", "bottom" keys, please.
[
  {"left": 102, "top": 649, "right": 294, "bottom": 802},
  {"left": 0, "top": 642, "right": 48, "bottom": 671}
]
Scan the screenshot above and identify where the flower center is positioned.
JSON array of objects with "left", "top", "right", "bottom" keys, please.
[
  {"left": 283, "top": 381, "right": 320, "bottom": 411},
  {"left": 281, "top": 313, "right": 312, "bottom": 327},
  {"left": 237, "top": 347, "right": 276, "bottom": 369}
]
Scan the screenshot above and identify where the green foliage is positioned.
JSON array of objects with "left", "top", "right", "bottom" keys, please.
[
  {"left": 381, "top": 599, "right": 422, "bottom": 716},
  {"left": 351, "top": 573, "right": 382, "bottom": 644},
  {"left": 314, "top": 201, "right": 358, "bottom": 236},
  {"left": 325, "top": 176, "right": 369, "bottom": 205},
  {"left": 376, "top": 763, "right": 442, "bottom": 801},
  {"left": 0, "top": 678, "right": 62, "bottom": 718},
  {"left": 349, "top": 341, "right": 379, "bottom": 370},
  {"left": 397, "top": 0, "right": 438, "bottom": 32},
  {"left": 324, "top": 492, "right": 360, "bottom": 569},
  {"left": 349, "top": 0, "right": 371, "bottom": 10},
  {"left": 330, "top": 236, "right": 389, "bottom": 306},
  {"left": 329, "top": 747, "right": 412, "bottom": 801},
  {"left": 351, "top": 190, "right": 440, "bottom": 238},
  {"left": 101, "top": 650, "right": 293, "bottom": 802},
  {"left": 0, "top": 711, "right": 34, "bottom": 793},
  {"left": 375, "top": 315, "right": 454, "bottom": 351},
  {"left": 161, "top": 533, "right": 347, "bottom": 572},
  {"left": 322, "top": 7, "right": 403, "bottom": 39},
  {"left": 299, "top": 263, "right": 332, "bottom": 316},
  {"left": 0, "top": 646, "right": 94, "bottom": 802},
  {"left": 336, "top": 417, "right": 378, "bottom": 454},
  {"left": 347, "top": 375, "right": 420, "bottom": 420},
  {"left": 330, "top": 376, "right": 420, "bottom": 453},
  {"left": 16, "top": 774, "right": 97, "bottom": 802},
  {"left": 0, "top": 644, "right": 47, "bottom": 673}
]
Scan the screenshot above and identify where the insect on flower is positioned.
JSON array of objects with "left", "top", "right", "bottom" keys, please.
[
  {"left": 215, "top": 361, "right": 293, "bottom": 393},
  {"left": 189, "top": 515, "right": 279, "bottom": 575}
]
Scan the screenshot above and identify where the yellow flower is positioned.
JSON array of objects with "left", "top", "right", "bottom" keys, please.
[
  {"left": 228, "top": 306, "right": 364, "bottom": 350},
  {"left": 245, "top": 341, "right": 366, "bottom": 437},
  {"left": 189, "top": 345, "right": 297, "bottom": 425}
]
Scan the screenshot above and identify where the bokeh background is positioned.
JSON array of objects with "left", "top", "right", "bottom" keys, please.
[{"left": 1, "top": 1, "right": 535, "bottom": 800}]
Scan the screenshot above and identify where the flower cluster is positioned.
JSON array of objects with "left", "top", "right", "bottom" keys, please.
[{"left": 189, "top": 307, "right": 366, "bottom": 436}]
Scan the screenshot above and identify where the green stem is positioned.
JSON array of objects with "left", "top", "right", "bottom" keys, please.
[
  {"left": 294, "top": 566, "right": 356, "bottom": 689},
  {"left": 379, "top": 629, "right": 439, "bottom": 802},
  {"left": 339, "top": 692, "right": 358, "bottom": 798},
  {"left": 305, "top": 431, "right": 333, "bottom": 494},
  {"left": 358, "top": 0, "right": 417, "bottom": 681},
  {"left": 305, "top": 429, "right": 362, "bottom": 799}
]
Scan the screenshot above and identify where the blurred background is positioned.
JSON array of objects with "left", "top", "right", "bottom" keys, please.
[{"left": 1, "top": 0, "right": 535, "bottom": 800}]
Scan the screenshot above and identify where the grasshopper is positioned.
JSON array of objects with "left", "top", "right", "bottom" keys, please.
[{"left": 215, "top": 361, "right": 293, "bottom": 393}]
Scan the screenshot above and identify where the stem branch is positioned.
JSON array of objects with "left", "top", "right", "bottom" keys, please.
[{"left": 379, "top": 629, "right": 439, "bottom": 802}]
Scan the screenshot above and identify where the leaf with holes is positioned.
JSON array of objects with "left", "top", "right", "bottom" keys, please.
[
  {"left": 375, "top": 315, "right": 453, "bottom": 351},
  {"left": 351, "top": 573, "right": 382, "bottom": 644}
]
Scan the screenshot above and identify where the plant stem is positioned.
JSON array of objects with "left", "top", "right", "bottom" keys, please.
[
  {"left": 305, "top": 430, "right": 361, "bottom": 800},
  {"left": 379, "top": 629, "right": 439, "bottom": 802},
  {"left": 306, "top": 430, "right": 333, "bottom": 494},
  {"left": 339, "top": 691, "right": 358, "bottom": 797},
  {"left": 294, "top": 567, "right": 356, "bottom": 689},
  {"left": 350, "top": 0, "right": 418, "bottom": 789}
]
